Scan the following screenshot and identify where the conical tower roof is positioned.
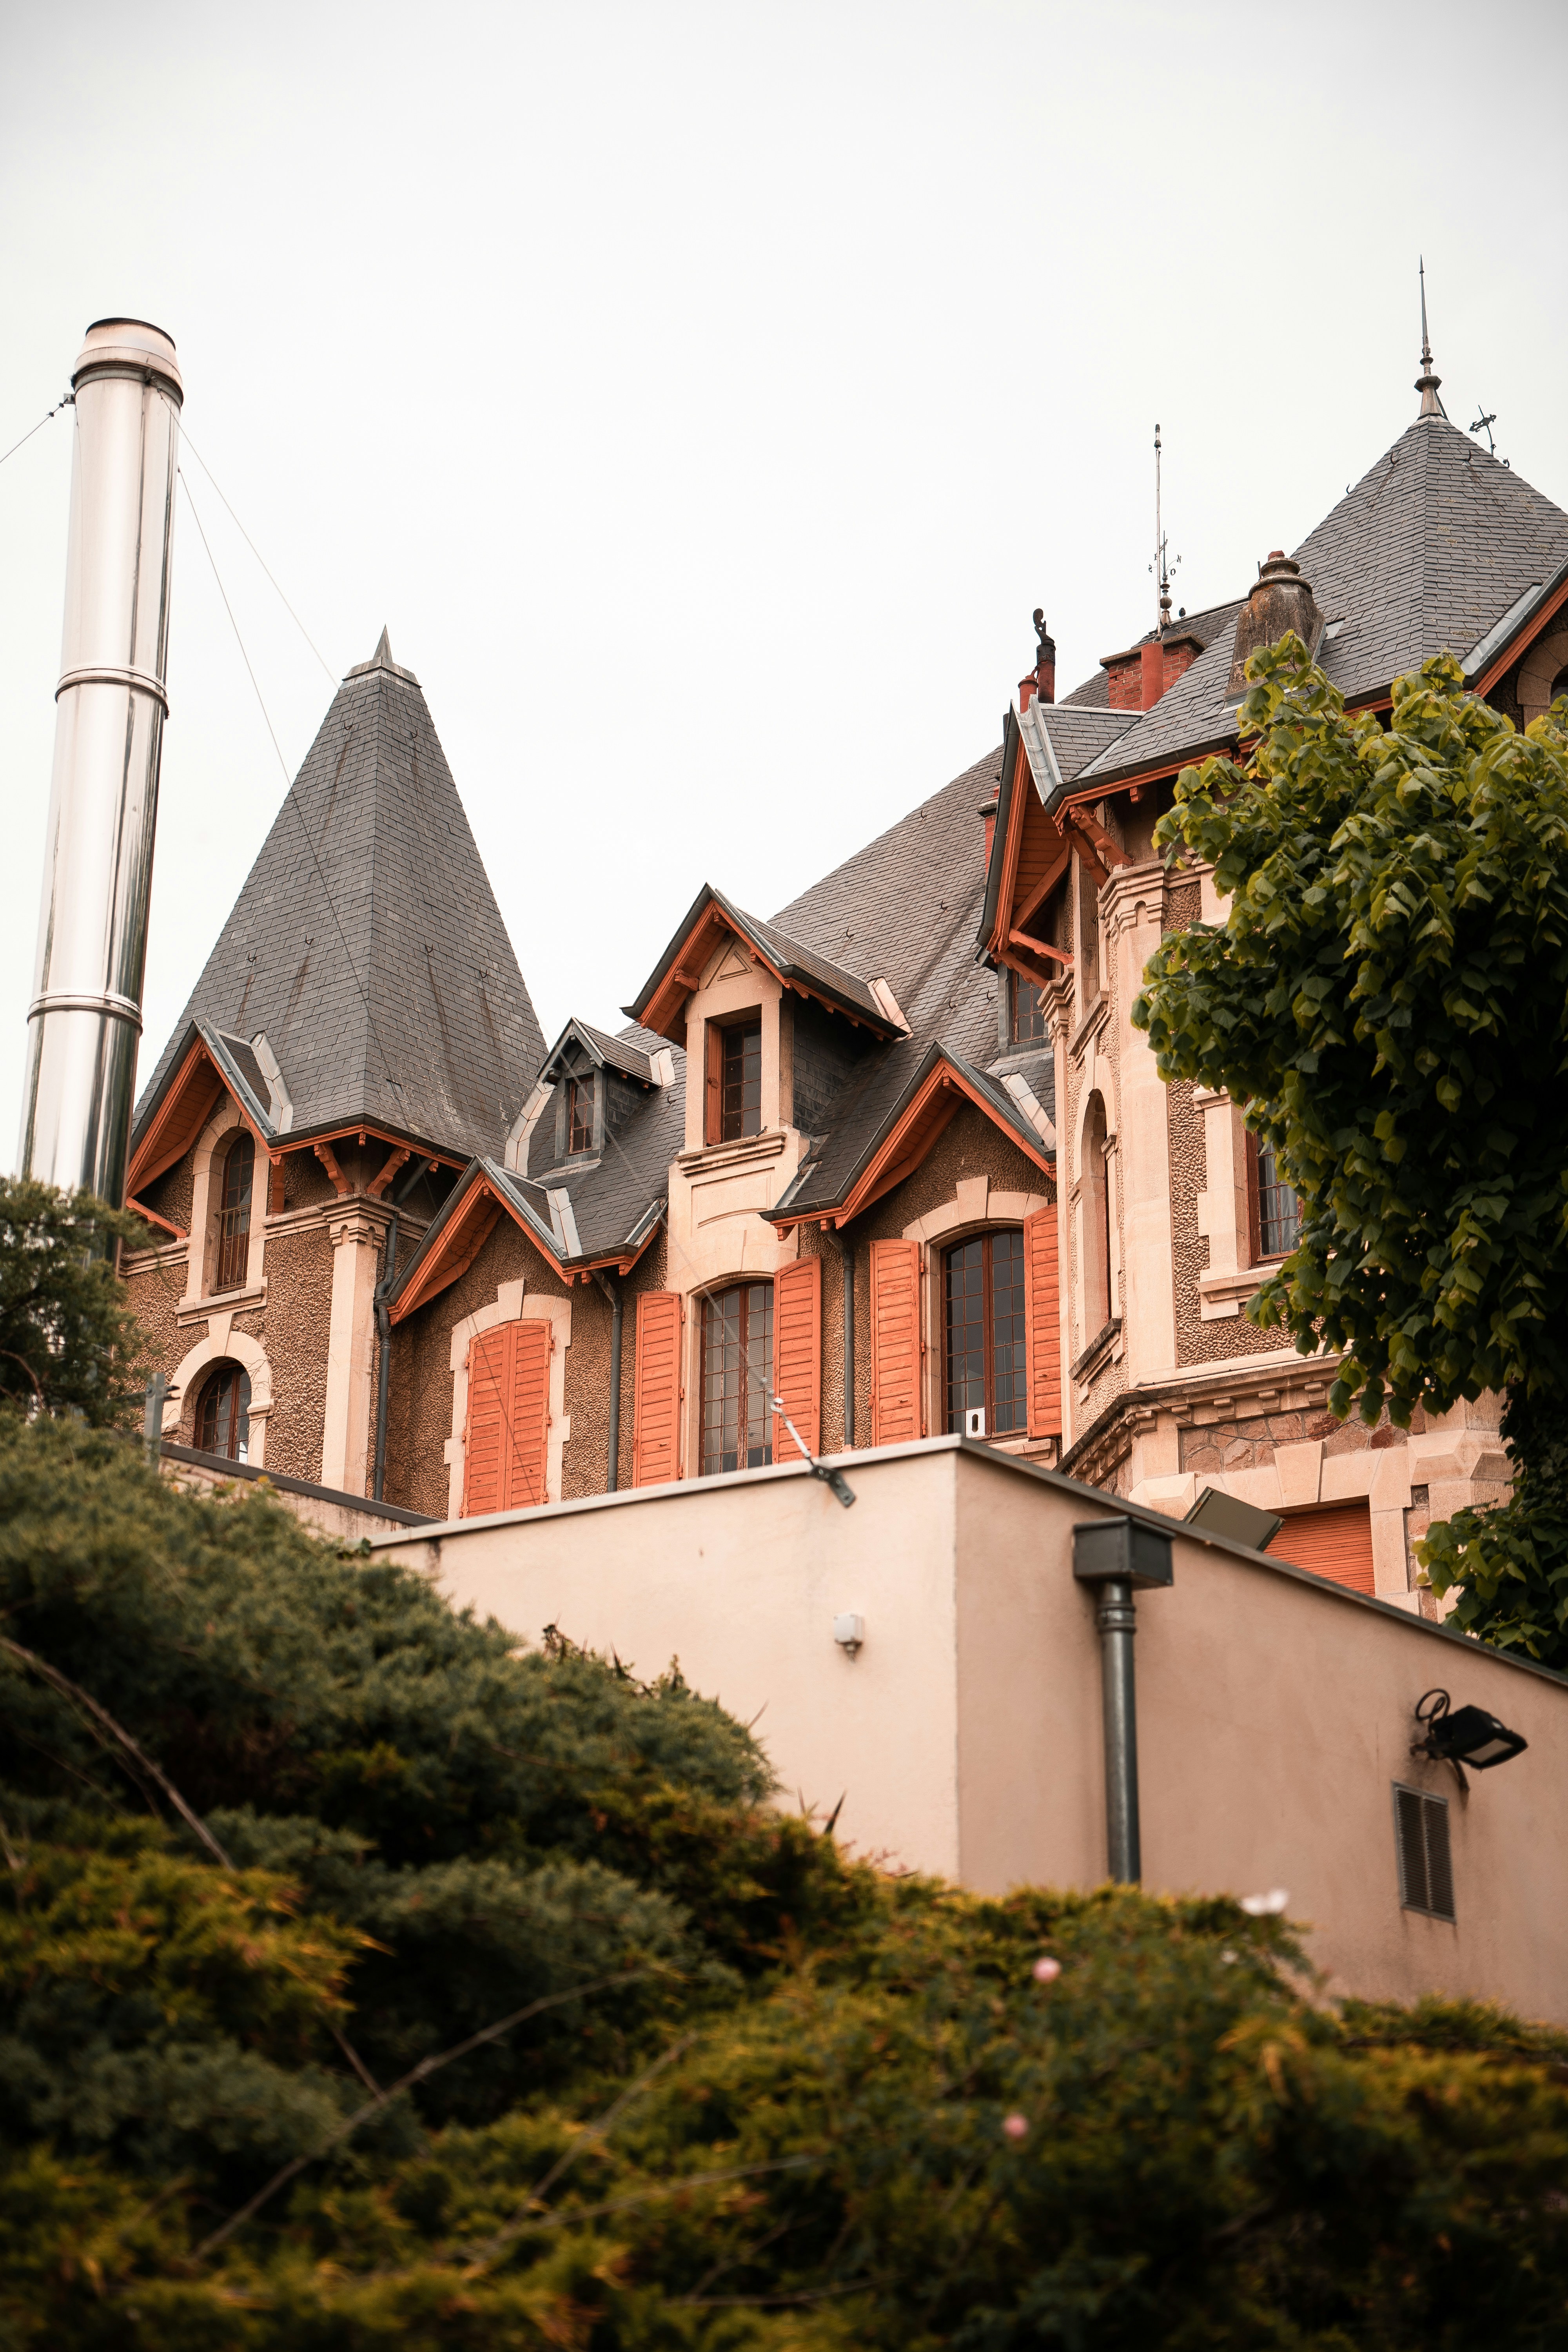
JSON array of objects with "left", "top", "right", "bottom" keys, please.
[{"left": 135, "top": 632, "right": 546, "bottom": 1159}]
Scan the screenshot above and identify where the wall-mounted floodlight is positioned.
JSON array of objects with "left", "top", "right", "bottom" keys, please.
[
  {"left": 1073, "top": 1516, "right": 1174, "bottom": 1883},
  {"left": 1184, "top": 1486, "right": 1283, "bottom": 1553},
  {"left": 833, "top": 1613, "right": 864, "bottom": 1657},
  {"left": 1414, "top": 1689, "right": 1528, "bottom": 1771}
]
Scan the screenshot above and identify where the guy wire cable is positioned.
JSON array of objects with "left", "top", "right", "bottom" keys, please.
[
  {"left": 178, "top": 424, "right": 337, "bottom": 684},
  {"left": 0, "top": 389, "right": 72, "bottom": 473}
]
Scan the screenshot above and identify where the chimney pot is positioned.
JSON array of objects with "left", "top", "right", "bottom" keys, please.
[{"left": 1227, "top": 550, "right": 1324, "bottom": 694}]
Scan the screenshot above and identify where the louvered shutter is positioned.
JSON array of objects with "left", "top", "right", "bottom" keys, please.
[
  {"left": 773, "top": 1255, "right": 822, "bottom": 1462},
  {"left": 1273, "top": 1500, "right": 1376, "bottom": 1595},
  {"left": 633, "top": 1289, "right": 684, "bottom": 1486},
  {"left": 1023, "top": 1205, "right": 1062, "bottom": 1439},
  {"left": 462, "top": 1326, "right": 508, "bottom": 1517},
  {"left": 869, "top": 1238, "right": 923, "bottom": 1446},
  {"left": 505, "top": 1318, "right": 552, "bottom": 1507}
]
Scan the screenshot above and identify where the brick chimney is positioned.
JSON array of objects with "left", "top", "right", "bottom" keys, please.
[
  {"left": 979, "top": 793, "right": 998, "bottom": 867},
  {"left": 1102, "top": 624, "right": 1207, "bottom": 712},
  {"left": 1018, "top": 609, "right": 1056, "bottom": 710}
]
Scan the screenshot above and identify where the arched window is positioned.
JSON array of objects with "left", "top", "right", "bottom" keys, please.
[
  {"left": 944, "top": 1229, "right": 1025, "bottom": 1436},
  {"left": 214, "top": 1131, "right": 255, "bottom": 1293},
  {"left": 196, "top": 1361, "right": 251, "bottom": 1461},
  {"left": 700, "top": 1282, "right": 773, "bottom": 1475},
  {"left": 1081, "top": 1091, "right": 1112, "bottom": 1337}
]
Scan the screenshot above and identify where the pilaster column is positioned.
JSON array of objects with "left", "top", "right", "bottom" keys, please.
[
  {"left": 321, "top": 1206, "right": 381, "bottom": 1495},
  {"left": 1100, "top": 864, "right": 1176, "bottom": 1385},
  {"left": 1045, "top": 976, "right": 1076, "bottom": 1449}
]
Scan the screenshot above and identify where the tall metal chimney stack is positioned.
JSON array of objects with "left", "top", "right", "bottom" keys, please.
[{"left": 17, "top": 319, "right": 183, "bottom": 1207}]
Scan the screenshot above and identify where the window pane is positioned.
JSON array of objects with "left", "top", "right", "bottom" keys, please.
[
  {"left": 568, "top": 1075, "right": 595, "bottom": 1154},
  {"left": 990, "top": 1229, "right": 1027, "bottom": 1433},
  {"left": 196, "top": 1362, "right": 250, "bottom": 1461},
  {"left": 1012, "top": 977, "right": 1048, "bottom": 1043},
  {"left": 1257, "top": 1142, "right": 1301, "bottom": 1258},
  {"left": 720, "top": 1023, "right": 762, "bottom": 1142},
  {"left": 701, "top": 1282, "right": 773, "bottom": 1474},
  {"left": 945, "top": 1238, "right": 986, "bottom": 1430},
  {"left": 216, "top": 1133, "right": 254, "bottom": 1293}
]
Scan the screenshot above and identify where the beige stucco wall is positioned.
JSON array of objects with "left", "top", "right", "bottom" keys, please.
[{"left": 375, "top": 1436, "right": 1568, "bottom": 2023}]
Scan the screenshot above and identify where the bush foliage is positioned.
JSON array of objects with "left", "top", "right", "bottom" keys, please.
[
  {"left": 1134, "top": 641, "right": 1568, "bottom": 1664},
  {"left": 0, "top": 1178, "right": 150, "bottom": 1427},
  {"left": 1, "top": 1415, "right": 1566, "bottom": 2347}
]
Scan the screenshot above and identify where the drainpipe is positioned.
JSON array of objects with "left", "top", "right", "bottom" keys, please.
[
  {"left": 840, "top": 1231, "right": 856, "bottom": 1448},
  {"left": 593, "top": 1270, "right": 623, "bottom": 1491},
  {"left": 1072, "top": 1517, "right": 1173, "bottom": 1883},
  {"left": 371, "top": 1210, "right": 399, "bottom": 1504}
]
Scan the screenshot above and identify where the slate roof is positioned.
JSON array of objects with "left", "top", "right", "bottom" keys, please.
[
  {"left": 1018, "top": 700, "right": 1142, "bottom": 809},
  {"left": 539, "top": 1017, "right": 656, "bottom": 1087},
  {"left": 1075, "top": 417, "right": 1568, "bottom": 787},
  {"left": 626, "top": 884, "right": 900, "bottom": 1035},
  {"left": 133, "top": 632, "right": 546, "bottom": 1162}
]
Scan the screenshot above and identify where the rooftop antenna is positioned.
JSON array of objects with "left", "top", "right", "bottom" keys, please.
[
  {"left": 1469, "top": 405, "right": 1498, "bottom": 457},
  {"left": 1149, "top": 422, "right": 1179, "bottom": 634},
  {"left": 1416, "top": 258, "right": 1446, "bottom": 418}
]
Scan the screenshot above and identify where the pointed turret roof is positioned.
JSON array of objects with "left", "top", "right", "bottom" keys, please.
[{"left": 134, "top": 635, "right": 546, "bottom": 1161}]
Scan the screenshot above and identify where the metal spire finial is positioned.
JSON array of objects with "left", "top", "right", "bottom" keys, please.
[{"left": 1416, "top": 257, "right": 1445, "bottom": 419}]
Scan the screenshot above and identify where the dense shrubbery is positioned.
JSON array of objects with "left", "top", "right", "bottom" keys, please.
[{"left": 1, "top": 1415, "right": 1566, "bottom": 2347}]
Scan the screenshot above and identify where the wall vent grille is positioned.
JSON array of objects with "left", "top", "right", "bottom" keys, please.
[{"left": 1394, "top": 1783, "right": 1455, "bottom": 1921}]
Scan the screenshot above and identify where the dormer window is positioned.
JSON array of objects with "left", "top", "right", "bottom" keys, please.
[
  {"left": 1011, "top": 975, "right": 1048, "bottom": 1044},
  {"left": 716, "top": 1019, "right": 761, "bottom": 1143},
  {"left": 215, "top": 1132, "right": 254, "bottom": 1292},
  {"left": 567, "top": 1074, "right": 597, "bottom": 1155}
]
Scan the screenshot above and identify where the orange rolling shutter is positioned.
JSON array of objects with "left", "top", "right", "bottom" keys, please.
[
  {"left": 462, "top": 1327, "right": 508, "bottom": 1517},
  {"left": 1273, "top": 1500, "right": 1375, "bottom": 1595},
  {"left": 505, "top": 1318, "right": 552, "bottom": 1508},
  {"left": 633, "top": 1289, "right": 684, "bottom": 1486},
  {"left": 1023, "top": 1205, "right": 1062, "bottom": 1439},
  {"left": 773, "top": 1254, "right": 822, "bottom": 1462},
  {"left": 869, "top": 1237, "right": 922, "bottom": 1446}
]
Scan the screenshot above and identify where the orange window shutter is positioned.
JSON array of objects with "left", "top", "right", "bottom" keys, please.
[
  {"left": 506, "top": 1318, "right": 553, "bottom": 1507},
  {"left": 1024, "top": 1205, "right": 1062, "bottom": 1439},
  {"left": 633, "top": 1289, "right": 684, "bottom": 1486},
  {"left": 869, "top": 1237, "right": 922, "bottom": 1447},
  {"left": 463, "top": 1326, "right": 509, "bottom": 1517},
  {"left": 773, "top": 1255, "right": 822, "bottom": 1462}
]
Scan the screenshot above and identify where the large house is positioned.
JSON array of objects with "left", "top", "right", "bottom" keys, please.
[{"left": 122, "top": 360, "right": 1568, "bottom": 1606}]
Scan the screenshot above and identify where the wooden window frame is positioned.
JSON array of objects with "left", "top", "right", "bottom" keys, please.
[
  {"left": 942, "top": 1228, "right": 1027, "bottom": 1437},
  {"left": 214, "top": 1131, "right": 254, "bottom": 1294},
  {"left": 699, "top": 1280, "right": 774, "bottom": 1475},
  {"left": 566, "top": 1073, "right": 597, "bottom": 1156},
  {"left": 1011, "top": 972, "right": 1049, "bottom": 1045},
  {"left": 1248, "top": 1132, "right": 1300, "bottom": 1263},
  {"left": 196, "top": 1360, "right": 250, "bottom": 1459},
  {"left": 706, "top": 1014, "right": 763, "bottom": 1146}
]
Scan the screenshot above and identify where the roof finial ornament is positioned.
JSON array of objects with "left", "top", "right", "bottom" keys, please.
[
  {"left": 1150, "top": 423, "right": 1178, "bottom": 633},
  {"left": 1416, "top": 257, "right": 1446, "bottom": 419}
]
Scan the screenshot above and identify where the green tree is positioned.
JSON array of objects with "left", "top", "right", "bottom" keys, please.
[
  {"left": 2, "top": 1414, "right": 1567, "bottom": 2346},
  {"left": 1133, "top": 639, "right": 1568, "bottom": 1665},
  {"left": 0, "top": 1176, "right": 150, "bottom": 1427}
]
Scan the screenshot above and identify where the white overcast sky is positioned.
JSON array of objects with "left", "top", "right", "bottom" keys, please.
[{"left": 2, "top": 0, "right": 1566, "bottom": 1155}]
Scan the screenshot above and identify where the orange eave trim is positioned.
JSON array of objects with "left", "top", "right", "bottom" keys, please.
[
  {"left": 390, "top": 1175, "right": 657, "bottom": 1324},
  {"left": 772, "top": 1059, "right": 1052, "bottom": 1235},
  {"left": 1475, "top": 571, "right": 1568, "bottom": 697},
  {"left": 640, "top": 902, "right": 890, "bottom": 1045},
  {"left": 125, "top": 1039, "right": 260, "bottom": 1196}
]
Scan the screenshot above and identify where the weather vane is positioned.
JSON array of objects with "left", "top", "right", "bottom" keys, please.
[
  {"left": 1150, "top": 423, "right": 1180, "bottom": 634},
  {"left": 1469, "top": 405, "right": 1498, "bottom": 457}
]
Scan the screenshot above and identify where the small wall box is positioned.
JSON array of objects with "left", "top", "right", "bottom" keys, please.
[
  {"left": 1072, "top": 1516, "right": 1174, "bottom": 1588},
  {"left": 964, "top": 1407, "right": 986, "bottom": 1438}
]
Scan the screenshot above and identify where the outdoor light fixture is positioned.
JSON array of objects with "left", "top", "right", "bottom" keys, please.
[
  {"left": 833, "top": 1613, "right": 864, "bottom": 1657},
  {"left": 1413, "top": 1688, "right": 1528, "bottom": 1771},
  {"left": 1073, "top": 1516, "right": 1174, "bottom": 1884}
]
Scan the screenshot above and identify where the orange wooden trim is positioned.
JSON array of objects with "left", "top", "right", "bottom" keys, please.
[
  {"left": 124, "top": 1041, "right": 228, "bottom": 1195},
  {"left": 1007, "top": 928, "right": 1071, "bottom": 967},
  {"left": 1012, "top": 836, "right": 1071, "bottom": 935},
  {"left": 126, "top": 1197, "right": 187, "bottom": 1242},
  {"left": 314, "top": 1140, "right": 351, "bottom": 1197},
  {"left": 367, "top": 1144, "right": 412, "bottom": 1200},
  {"left": 773, "top": 1254, "right": 822, "bottom": 1461},
  {"left": 1475, "top": 572, "right": 1568, "bottom": 698},
  {"left": 390, "top": 1174, "right": 657, "bottom": 1325},
  {"left": 1062, "top": 804, "right": 1131, "bottom": 873},
  {"left": 771, "top": 1060, "right": 1055, "bottom": 1237},
  {"left": 987, "top": 734, "right": 1032, "bottom": 956}
]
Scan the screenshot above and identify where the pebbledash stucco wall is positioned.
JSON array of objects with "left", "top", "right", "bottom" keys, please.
[{"left": 374, "top": 1436, "right": 1568, "bottom": 2025}]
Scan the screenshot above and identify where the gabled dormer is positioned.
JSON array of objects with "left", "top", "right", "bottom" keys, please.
[
  {"left": 623, "top": 884, "right": 904, "bottom": 1157},
  {"left": 505, "top": 1017, "right": 674, "bottom": 1178}
]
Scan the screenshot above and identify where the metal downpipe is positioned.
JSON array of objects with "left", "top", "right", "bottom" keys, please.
[
  {"left": 371, "top": 1211, "right": 400, "bottom": 1504},
  {"left": 594, "top": 1270, "right": 623, "bottom": 1491},
  {"left": 1095, "top": 1576, "right": 1141, "bottom": 1883}
]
